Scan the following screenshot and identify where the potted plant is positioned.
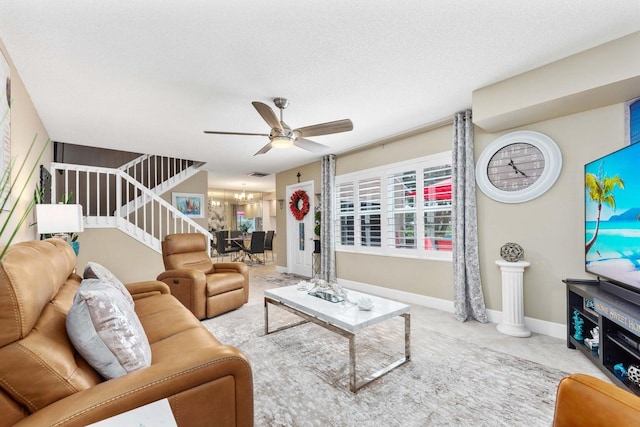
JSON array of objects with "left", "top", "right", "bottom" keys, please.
[
  {"left": 0, "top": 115, "right": 50, "bottom": 260},
  {"left": 239, "top": 219, "right": 251, "bottom": 236}
]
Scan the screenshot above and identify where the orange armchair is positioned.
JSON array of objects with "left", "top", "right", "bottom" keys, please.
[
  {"left": 553, "top": 373, "right": 640, "bottom": 426},
  {"left": 157, "top": 233, "right": 249, "bottom": 319}
]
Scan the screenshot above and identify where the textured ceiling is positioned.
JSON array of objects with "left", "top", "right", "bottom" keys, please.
[{"left": 1, "top": 1, "right": 639, "bottom": 193}]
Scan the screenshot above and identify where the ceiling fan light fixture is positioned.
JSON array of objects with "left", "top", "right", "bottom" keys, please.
[
  {"left": 271, "top": 135, "right": 293, "bottom": 149},
  {"left": 204, "top": 98, "right": 353, "bottom": 156}
]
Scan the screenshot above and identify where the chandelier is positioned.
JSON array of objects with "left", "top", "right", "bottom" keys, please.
[{"left": 234, "top": 190, "right": 253, "bottom": 201}]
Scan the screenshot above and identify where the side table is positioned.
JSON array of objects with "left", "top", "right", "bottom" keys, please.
[
  {"left": 87, "top": 399, "right": 177, "bottom": 426},
  {"left": 496, "top": 259, "right": 531, "bottom": 337}
]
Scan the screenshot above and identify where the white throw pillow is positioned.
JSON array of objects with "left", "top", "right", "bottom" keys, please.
[
  {"left": 83, "top": 261, "right": 134, "bottom": 306},
  {"left": 66, "top": 279, "right": 151, "bottom": 379}
]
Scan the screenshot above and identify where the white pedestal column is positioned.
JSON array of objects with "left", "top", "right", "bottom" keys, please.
[{"left": 496, "top": 259, "right": 531, "bottom": 338}]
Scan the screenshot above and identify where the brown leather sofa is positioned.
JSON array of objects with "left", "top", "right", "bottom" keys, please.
[
  {"left": 157, "top": 233, "right": 249, "bottom": 320},
  {"left": 553, "top": 373, "right": 640, "bottom": 426},
  {"left": 0, "top": 239, "right": 253, "bottom": 426}
]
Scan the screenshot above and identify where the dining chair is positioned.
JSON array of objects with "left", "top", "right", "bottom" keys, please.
[
  {"left": 264, "top": 230, "right": 275, "bottom": 262},
  {"left": 246, "top": 231, "right": 266, "bottom": 264},
  {"left": 215, "top": 230, "right": 240, "bottom": 261}
]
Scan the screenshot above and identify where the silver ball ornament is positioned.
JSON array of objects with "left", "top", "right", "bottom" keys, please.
[{"left": 500, "top": 242, "right": 524, "bottom": 262}]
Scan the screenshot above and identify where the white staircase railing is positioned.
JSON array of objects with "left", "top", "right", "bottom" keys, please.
[
  {"left": 51, "top": 162, "right": 212, "bottom": 254},
  {"left": 119, "top": 154, "right": 201, "bottom": 194},
  {"left": 118, "top": 154, "right": 202, "bottom": 213}
]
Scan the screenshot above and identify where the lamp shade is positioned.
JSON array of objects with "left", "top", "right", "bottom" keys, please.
[{"left": 36, "top": 204, "right": 84, "bottom": 234}]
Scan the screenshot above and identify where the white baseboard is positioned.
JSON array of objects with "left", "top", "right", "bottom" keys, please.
[
  {"left": 337, "top": 277, "right": 566, "bottom": 340},
  {"left": 337, "top": 278, "right": 455, "bottom": 313}
]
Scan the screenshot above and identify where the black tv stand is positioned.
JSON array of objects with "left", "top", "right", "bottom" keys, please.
[
  {"left": 566, "top": 281, "right": 640, "bottom": 396},
  {"left": 563, "top": 278, "right": 600, "bottom": 285},
  {"left": 599, "top": 280, "right": 640, "bottom": 309}
]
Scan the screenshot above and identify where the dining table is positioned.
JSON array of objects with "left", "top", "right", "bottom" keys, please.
[{"left": 226, "top": 235, "right": 253, "bottom": 263}]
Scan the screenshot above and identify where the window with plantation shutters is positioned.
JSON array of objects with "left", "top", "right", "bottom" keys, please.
[
  {"left": 335, "top": 151, "right": 452, "bottom": 260},
  {"left": 336, "top": 182, "right": 355, "bottom": 246}
]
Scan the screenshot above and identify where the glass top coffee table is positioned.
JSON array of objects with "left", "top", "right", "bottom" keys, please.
[{"left": 264, "top": 285, "right": 410, "bottom": 393}]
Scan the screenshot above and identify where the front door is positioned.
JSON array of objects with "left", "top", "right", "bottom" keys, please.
[{"left": 286, "top": 181, "right": 314, "bottom": 277}]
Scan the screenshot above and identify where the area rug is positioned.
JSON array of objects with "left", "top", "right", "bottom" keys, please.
[
  {"left": 254, "top": 272, "right": 305, "bottom": 288},
  {"left": 203, "top": 303, "right": 566, "bottom": 427}
]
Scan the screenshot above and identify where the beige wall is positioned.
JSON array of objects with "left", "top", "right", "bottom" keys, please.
[
  {"left": 336, "top": 125, "right": 452, "bottom": 174},
  {"left": 477, "top": 104, "right": 625, "bottom": 323},
  {"left": 474, "top": 31, "right": 640, "bottom": 132},
  {"left": 0, "top": 40, "right": 53, "bottom": 246},
  {"left": 76, "top": 228, "right": 164, "bottom": 283}
]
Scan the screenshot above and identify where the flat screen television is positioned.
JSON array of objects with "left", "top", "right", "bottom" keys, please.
[{"left": 585, "top": 142, "right": 640, "bottom": 304}]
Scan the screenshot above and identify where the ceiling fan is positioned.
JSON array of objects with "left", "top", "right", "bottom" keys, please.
[{"left": 204, "top": 97, "right": 353, "bottom": 156}]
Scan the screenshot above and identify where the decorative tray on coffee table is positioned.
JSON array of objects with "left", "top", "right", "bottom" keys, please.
[{"left": 308, "top": 289, "right": 344, "bottom": 303}]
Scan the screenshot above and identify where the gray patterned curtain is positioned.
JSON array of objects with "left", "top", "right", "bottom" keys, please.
[
  {"left": 320, "top": 154, "right": 336, "bottom": 282},
  {"left": 452, "top": 110, "right": 487, "bottom": 323}
]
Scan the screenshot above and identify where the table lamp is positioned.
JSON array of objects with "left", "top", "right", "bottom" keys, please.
[{"left": 36, "top": 204, "right": 84, "bottom": 242}]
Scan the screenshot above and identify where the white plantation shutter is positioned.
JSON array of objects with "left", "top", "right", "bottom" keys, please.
[
  {"left": 423, "top": 164, "right": 452, "bottom": 252},
  {"left": 387, "top": 171, "right": 417, "bottom": 249},
  {"left": 336, "top": 182, "right": 355, "bottom": 246},
  {"left": 358, "top": 178, "right": 381, "bottom": 247}
]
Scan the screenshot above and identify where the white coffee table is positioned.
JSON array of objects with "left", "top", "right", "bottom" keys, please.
[{"left": 264, "top": 285, "right": 410, "bottom": 393}]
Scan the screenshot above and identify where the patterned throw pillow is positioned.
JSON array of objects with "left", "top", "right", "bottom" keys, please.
[
  {"left": 66, "top": 279, "right": 152, "bottom": 379},
  {"left": 83, "top": 262, "right": 134, "bottom": 306}
]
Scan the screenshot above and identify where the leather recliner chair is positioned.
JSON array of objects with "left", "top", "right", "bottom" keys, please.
[
  {"left": 553, "top": 373, "right": 640, "bottom": 426},
  {"left": 157, "top": 233, "right": 249, "bottom": 319}
]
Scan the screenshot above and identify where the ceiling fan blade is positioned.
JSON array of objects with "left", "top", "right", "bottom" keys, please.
[
  {"left": 294, "top": 119, "right": 353, "bottom": 138},
  {"left": 253, "top": 141, "right": 273, "bottom": 156},
  {"left": 204, "top": 130, "right": 270, "bottom": 136},
  {"left": 293, "top": 137, "right": 329, "bottom": 153},
  {"left": 252, "top": 101, "right": 283, "bottom": 131}
]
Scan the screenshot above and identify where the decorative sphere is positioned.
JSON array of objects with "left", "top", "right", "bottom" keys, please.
[
  {"left": 500, "top": 242, "right": 524, "bottom": 262},
  {"left": 628, "top": 365, "right": 640, "bottom": 385}
]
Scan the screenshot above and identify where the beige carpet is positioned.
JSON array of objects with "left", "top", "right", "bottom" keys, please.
[{"left": 203, "top": 297, "right": 566, "bottom": 426}]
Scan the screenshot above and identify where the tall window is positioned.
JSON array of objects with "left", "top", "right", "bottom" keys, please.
[{"left": 336, "top": 151, "right": 452, "bottom": 259}]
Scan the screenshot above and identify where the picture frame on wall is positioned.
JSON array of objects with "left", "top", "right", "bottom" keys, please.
[
  {"left": 172, "top": 192, "right": 204, "bottom": 218},
  {"left": 625, "top": 96, "right": 640, "bottom": 145}
]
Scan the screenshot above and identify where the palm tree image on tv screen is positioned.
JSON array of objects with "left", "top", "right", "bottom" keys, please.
[{"left": 585, "top": 142, "right": 640, "bottom": 288}]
